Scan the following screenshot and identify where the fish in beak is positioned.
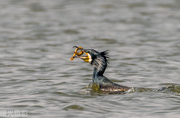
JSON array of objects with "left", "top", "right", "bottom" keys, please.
[{"left": 70, "top": 46, "right": 92, "bottom": 63}]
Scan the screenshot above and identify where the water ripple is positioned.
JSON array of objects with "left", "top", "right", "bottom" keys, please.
[{"left": 0, "top": 0, "right": 180, "bottom": 117}]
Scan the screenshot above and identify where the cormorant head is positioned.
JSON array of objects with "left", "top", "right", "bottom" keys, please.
[{"left": 73, "top": 46, "right": 108, "bottom": 65}]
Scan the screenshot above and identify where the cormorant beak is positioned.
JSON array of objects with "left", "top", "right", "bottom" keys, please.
[
  {"left": 78, "top": 52, "right": 91, "bottom": 63},
  {"left": 71, "top": 46, "right": 92, "bottom": 63}
]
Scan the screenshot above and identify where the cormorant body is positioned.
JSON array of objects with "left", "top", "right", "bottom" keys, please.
[{"left": 74, "top": 46, "right": 131, "bottom": 94}]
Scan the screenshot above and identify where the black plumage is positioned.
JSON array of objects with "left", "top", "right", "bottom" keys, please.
[{"left": 74, "top": 46, "right": 131, "bottom": 94}]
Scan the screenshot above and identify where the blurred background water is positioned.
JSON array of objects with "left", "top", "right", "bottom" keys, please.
[{"left": 0, "top": 0, "right": 180, "bottom": 117}]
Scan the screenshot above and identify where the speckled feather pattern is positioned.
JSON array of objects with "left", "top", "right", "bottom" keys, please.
[{"left": 100, "top": 84, "right": 130, "bottom": 93}]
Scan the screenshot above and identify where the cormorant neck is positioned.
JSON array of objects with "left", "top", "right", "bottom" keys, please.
[
  {"left": 93, "top": 65, "right": 106, "bottom": 77},
  {"left": 91, "top": 56, "right": 107, "bottom": 83}
]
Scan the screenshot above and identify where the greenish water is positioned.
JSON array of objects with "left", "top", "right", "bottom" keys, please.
[{"left": 0, "top": 0, "right": 180, "bottom": 117}]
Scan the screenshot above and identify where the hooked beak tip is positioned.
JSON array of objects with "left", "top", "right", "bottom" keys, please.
[
  {"left": 73, "top": 46, "right": 79, "bottom": 48},
  {"left": 73, "top": 46, "right": 84, "bottom": 51}
]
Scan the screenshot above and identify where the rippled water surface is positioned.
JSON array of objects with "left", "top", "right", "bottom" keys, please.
[{"left": 0, "top": 0, "right": 180, "bottom": 117}]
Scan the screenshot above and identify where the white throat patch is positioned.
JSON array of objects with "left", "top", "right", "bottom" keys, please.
[{"left": 87, "top": 53, "right": 92, "bottom": 63}]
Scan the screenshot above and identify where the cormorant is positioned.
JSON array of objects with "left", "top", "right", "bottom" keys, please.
[{"left": 71, "top": 46, "right": 132, "bottom": 94}]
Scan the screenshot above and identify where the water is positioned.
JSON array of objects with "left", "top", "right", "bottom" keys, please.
[{"left": 0, "top": 0, "right": 180, "bottom": 117}]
